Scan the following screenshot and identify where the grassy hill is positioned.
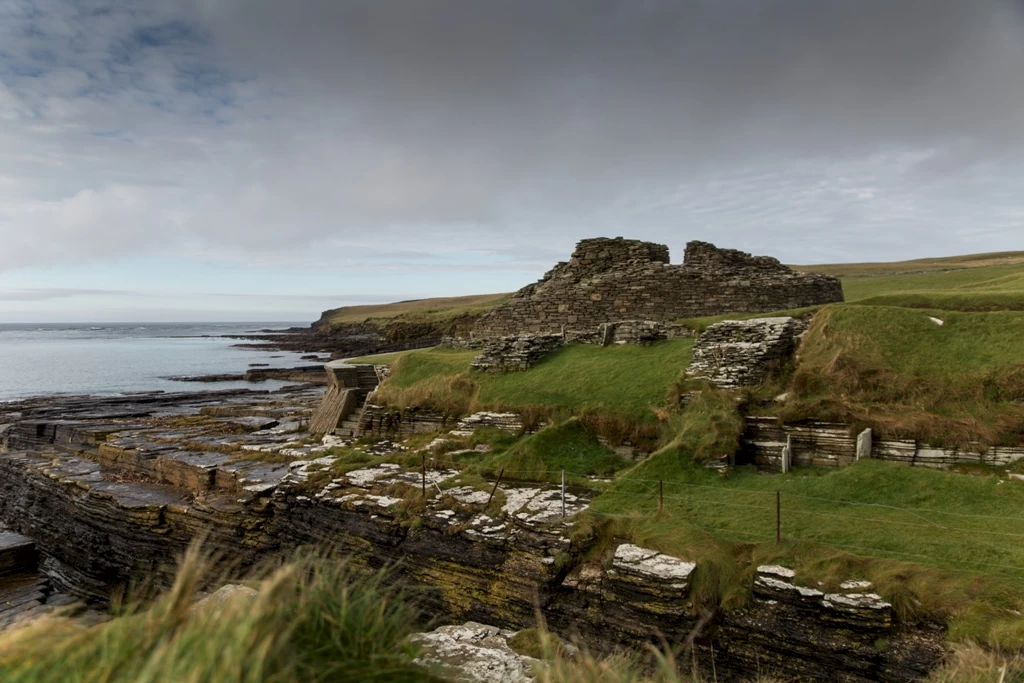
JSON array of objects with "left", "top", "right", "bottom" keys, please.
[
  {"left": 314, "top": 293, "right": 510, "bottom": 334},
  {"left": 794, "top": 249, "right": 1024, "bottom": 277}
]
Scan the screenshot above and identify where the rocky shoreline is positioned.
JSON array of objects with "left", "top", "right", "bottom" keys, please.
[
  {"left": 226, "top": 323, "right": 445, "bottom": 358},
  {"left": 0, "top": 378, "right": 945, "bottom": 681}
]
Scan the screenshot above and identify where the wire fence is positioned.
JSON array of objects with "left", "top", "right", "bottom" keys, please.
[{"left": 433, "top": 463, "right": 1024, "bottom": 583}]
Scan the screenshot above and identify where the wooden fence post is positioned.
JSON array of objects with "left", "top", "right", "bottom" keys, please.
[
  {"left": 561, "top": 470, "right": 566, "bottom": 519},
  {"left": 486, "top": 469, "right": 505, "bottom": 507},
  {"left": 776, "top": 490, "right": 781, "bottom": 544}
]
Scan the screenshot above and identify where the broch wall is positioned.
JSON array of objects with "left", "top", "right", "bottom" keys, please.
[{"left": 474, "top": 237, "right": 843, "bottom": 337}]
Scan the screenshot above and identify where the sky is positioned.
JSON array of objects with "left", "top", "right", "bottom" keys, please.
[{"left": 1, "top": 0, "right": 1023, "bottom": 323}]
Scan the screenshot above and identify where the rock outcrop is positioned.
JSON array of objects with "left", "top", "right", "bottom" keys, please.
[
  {"left": 0, "top": 389, "right": 944, "bottom": 680},
  {"left": 411, "top": 622, "right": 541, "bottom": 682},
  {"left": 475, "top": 238, "right": 843, "bottom": 337}
]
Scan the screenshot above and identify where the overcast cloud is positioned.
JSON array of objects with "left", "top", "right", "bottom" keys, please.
[{"left": 1, "top": 0, "right": 1023, "bottom": 319}]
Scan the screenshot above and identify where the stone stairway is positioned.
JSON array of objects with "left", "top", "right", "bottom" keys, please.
[
  {"left": 335, "top": 366, "right": 380, "bottom": 437},
  {"left": 308, "top": 362, "right": 381, "bottom": 437}
]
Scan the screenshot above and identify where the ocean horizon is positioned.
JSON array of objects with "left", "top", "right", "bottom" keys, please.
[{"left": 0, "top": 322, "right": 319, "bottom": 402}]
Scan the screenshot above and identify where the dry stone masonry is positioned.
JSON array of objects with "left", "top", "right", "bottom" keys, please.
[
  {"left": 475, "top": 237, "right": 842, "bottom": 337},
  {"left": 687, "top": 317, "right": 801, "bottom": 388},
  {"left": 741, "top": 416, "right": 1024, "bottom": 472},
  {"left": 470, "top": 334, "right": 563, "bottom": 372}
]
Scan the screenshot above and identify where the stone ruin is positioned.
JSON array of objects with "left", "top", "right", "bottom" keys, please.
[
  {"left": 686, "top": 317, "right": 806, "bottom": 389},
  {"left": 470, "top": 334, "right": 564, "bottom": 372},
  {"left": 474, "top": 237, "right": 843, "bottom": 338}
]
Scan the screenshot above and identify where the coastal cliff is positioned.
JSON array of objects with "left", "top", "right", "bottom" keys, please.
[{"left": 0, "top": 388, "right": 943, "bottom": 681}]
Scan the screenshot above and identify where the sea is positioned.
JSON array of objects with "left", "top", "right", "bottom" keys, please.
[{"left": 0, "top": 322, "right": 319, "bottom": 402}]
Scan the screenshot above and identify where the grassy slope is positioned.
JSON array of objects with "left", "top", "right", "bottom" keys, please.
[
  {"left": 318, "top": 293, "right": 510, "bottom": 330},
  {"left": 782, "top": 305, "right": 1024, "bottom": 446},
  {"left": 375, "top": 340, "right": 694, "bottom": 420},
  {"left": 794, "top": 250, "right": 1024, "bottom": 277},
  {"left": 592, "top": 455, "right": 1024, "bottom": 646},
  {"left": 841, "top": 262, "right": 1024, "bottom": 311},
  {"left": 470, "top": 419, "right": 632, "bottom": 484}
]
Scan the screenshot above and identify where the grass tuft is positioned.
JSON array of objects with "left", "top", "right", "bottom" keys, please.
[{"left": 0, "top": 544, "right": 432, "bottom": 683}]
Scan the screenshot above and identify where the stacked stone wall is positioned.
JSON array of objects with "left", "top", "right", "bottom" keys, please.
[
  {"left": 687, "top": 317, "right": 798, "bottom": 388},
  {"left": 470, "top": 334, "right": 564, "bottom": 372},
  {"left": 741, "top": 416, "right": 1024, "bottom": 472},
  {"left": 475, "top": 237, "right": 843, "bottom": 337}
]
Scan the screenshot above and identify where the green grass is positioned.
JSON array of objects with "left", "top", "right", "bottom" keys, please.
[
  {"left": 841, "top": 262, "right": 1024, "bottom": 306},
  {"left": 795, "top": 250, "right": 1024, "bottom": 277},
  {"left": 475, "top": 341, "right": 694, "bottom": 418},
  {"left": 317, "top": 293, "right": 510, "bottom": 331},
  {"left": 0, "top": 546, "right": 433, "bottom": 683},
  {"left": 374, "top": 340, "right": 694, "bottom": 423},
  {"left": 469, "top": 419, "right": 632, "bottom": 484},
  {"left": 783, "top": 304, "right": 1024, "bottom": 446},
  {"left": 589, "top": 455, "right": 1024, "bottom": 647}
]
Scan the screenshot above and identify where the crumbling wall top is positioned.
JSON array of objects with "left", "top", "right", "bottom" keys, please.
[{"left": 569, "top": 237, "right": 670, "bottom": 274}]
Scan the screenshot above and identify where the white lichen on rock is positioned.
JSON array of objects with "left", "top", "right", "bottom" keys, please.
[
  {"left": 411, "top": 622, "right": 541, "bottom": 683},
  {"left": 612, "top": 544, "right": 695, "bottom": 587}
]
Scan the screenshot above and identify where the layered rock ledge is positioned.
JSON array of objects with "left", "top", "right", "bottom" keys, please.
[{"left": 0, "top": 389, "right": 942, "bottom": 680}]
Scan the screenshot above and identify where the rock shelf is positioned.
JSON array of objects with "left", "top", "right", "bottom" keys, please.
[{"left": 0, "top": 388, "right": 943, "bottom": 680}]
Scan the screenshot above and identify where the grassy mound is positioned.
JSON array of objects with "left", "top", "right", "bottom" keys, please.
[
  {"left": 782, "top": 305, "right": 1024, "bottom": 447},
  {"left": 372, "top": 341, "right": 695, "bottom": 447},
  {"left": 468, "top": 419, "right": 632, "bottom": 484}
]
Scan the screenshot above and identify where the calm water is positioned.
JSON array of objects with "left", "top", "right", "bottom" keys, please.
[{"left": 0, "top": 322, "right": 319, "bottom": 402}]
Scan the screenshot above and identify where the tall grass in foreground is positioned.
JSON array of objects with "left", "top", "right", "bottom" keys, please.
[{"left": 0, "top": 545, "right": 432, "bottom": 683}]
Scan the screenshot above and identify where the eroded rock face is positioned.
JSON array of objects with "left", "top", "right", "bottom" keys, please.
[
  {"left": 0, "top": 390, "right": 943, "bottom": 681},
  {"left": 548, "top": 543, "right": 698, "bottom": 653},
  {"left": 411, "top": 622, "right": 541, "bottom": 683},
  {"left": 710, "top": 566, "right": 939, "bottom": 682}
]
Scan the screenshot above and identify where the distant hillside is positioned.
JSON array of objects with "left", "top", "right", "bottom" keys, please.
[
  {"left": 793, "top": 250, "right": 1024, "bottom": 277},
  {"left": 314, "top": 293, "right": 511, "bottom": 335}
]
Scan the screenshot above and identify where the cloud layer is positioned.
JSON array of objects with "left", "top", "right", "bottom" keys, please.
[{"left": 2, "top": 0, "right": 1023, "bottom": 280}]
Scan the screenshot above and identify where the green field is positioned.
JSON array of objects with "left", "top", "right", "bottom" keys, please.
[
  {"left": 841, "top": 261, "right": 1024, "bottom": 311},
  {"left": 588, "top": 455, "right": 1024, "bottom": 647}
]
